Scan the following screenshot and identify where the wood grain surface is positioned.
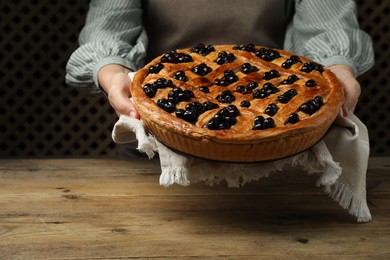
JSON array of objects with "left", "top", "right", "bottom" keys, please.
[{"left": 0, "top": 158, "right": 389, "bottom": 259}]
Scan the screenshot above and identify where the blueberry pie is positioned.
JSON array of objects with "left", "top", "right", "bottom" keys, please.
[{"left": 130, "top": 44, "right": 344, "bottom": 162}]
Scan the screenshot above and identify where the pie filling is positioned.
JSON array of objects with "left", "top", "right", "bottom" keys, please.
[
  {"left": 141, "top": 43, "right": 328, "bottom": 131},
  {"left": 131, "top": 43, "right": 343, "bottom": 161}
]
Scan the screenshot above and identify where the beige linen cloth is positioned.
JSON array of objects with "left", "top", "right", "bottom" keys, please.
[{"left": 112, "top": 74, "right": 372, "bottom": 222}]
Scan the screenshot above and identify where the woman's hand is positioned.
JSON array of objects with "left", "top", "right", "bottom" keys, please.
[
  {"left": 328, "top": 64, "right": 361, "bottom": 117},
  {"left": 98, "top": 64, "right": 140, "bottom": 119}
]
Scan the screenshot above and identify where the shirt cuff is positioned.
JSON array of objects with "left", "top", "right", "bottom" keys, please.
[{"left": 320, "top": 55, "right": 358, "bottom": 77}]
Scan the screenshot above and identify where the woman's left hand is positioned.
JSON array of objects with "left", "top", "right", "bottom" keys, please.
[{"left": 328, "top": 64, "right": 361, "bottom": 117}]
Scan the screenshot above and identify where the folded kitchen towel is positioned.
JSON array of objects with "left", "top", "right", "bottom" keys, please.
[
  {"left": 112, "top": 111, "right": 371, "bottom": 222},
  {"left": 113, "top": 70, "right": 371, "bottom": 222}
]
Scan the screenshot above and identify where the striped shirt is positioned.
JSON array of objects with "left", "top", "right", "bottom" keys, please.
[{"left": 65, "top": 0, "right": 374, "bottom": 94}]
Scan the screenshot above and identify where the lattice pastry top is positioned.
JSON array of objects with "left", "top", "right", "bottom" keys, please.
[{"left": 131, "top": 44, "right": 344, "bottom": 162}]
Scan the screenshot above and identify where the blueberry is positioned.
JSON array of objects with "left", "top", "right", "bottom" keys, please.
[
  {"left": 263, "top": 69, "right": 280, "bottom": 80},
  {"left": 299, "top": 103, "right": 312, "bottom": 114},
  {"left": 142, "top": 84, "right": 156, "bottom": 98},
  {"left": 264, "top": 118, "right": 275, "bottom": 128},
  {"left": 306, "top": 79, "right": 317, "bottom": 87},
  {"left": 224, "top": 70, "right": 234, "bottom": 76},
  {"left": 236, "top": 85, "right": 245, "bottom": 93},
  {"left": 178, "top": 90, "right": 194, "bottom": 101},
  {"left": 213, "top": 79, "right": 223, "bottom": 86},
  {"left": 233, "top": 43, "right": 256, "bottom": 52},
  {"left": 226, "top": 116, "right": 237, "bottom": 125},
  {"left": 225, "top": 105, "right": 240, "bottom": 117},
  {"left": 220, "top": 89, "right": 232, "bottom": 96},
  {"left": 254, "top": 116, "right": 265, "bottom": 126},
  {"left": 172, "top": 102, "right": 202, "bottom": 124},
  {"left": 315, "top": 96, "right": 324, "bottom": 106},
  {"left": 287, "top": 113, "right": 299, "bottom": 124},
  {"left": 241, "top": 63, "right": 259, "bottom": 74},
  {"left": 301, "top": 62, "right": 324, "bottom": 73},
  {"left": 281, "top": 55, "right": 301, "bottom": 69},
  {"left": 191, "top": 43, "right": 215, "bottom": 56},
  {"left": 253, "top": 89, "right": 266, "bottom": 99},
  {"left": 253, "top": 116, "right": 275, "bottom": 130},
  {"left": 213, "top": 113, "right": 223, "bottom": 121},
  {"left": 205, "top": 118, "right": 219, "bottom": 130},
  {"left": 221, "top": 94, "right": 235, "bottom": 103},
  {"left": 235, "top": 82, "right": 258, "bottom": 94},
  {"left": 175, "top": 109, "right": 195, "bottom": 124},
  {"left": 185, "top": 110, "right": 199, "bottom": 124},
  {"left": 173, "top": 70, "right": 188, "bottom": 82},
  {"left": 214, "top": 70, "right": 238, "bottom": 86},
  {"left": 218, "top": 120, "right": 231, "bottom": 130},
  {"left": 282, "top": 61, "right": 293, "bottom": 69},
  {"left": 157, "top": 98, "right": 176, "bottom": 113},
  {"left": 282, "top": 74, "right": 299, "bottom": 84},
  {"left": 216, "top": 90, "right": 236, "bottom": 103},
  {"left": 168, "top": 87, "right": 181, "bottom": 97},
  {"left": 255, "top": 48, "right": 281, "bottom": 61},
  {"left": 277, "top": 95, "right": 289, "bottom": 103},
  {"left": 148, "top": 63, "right": 164, "bottom": 74},
  {"left": 247, "top": 82, "right": 258, "bottom": 90},
  {"left": 290, "top": 55, "right": 300, "bottom": 62},
  {"left": 175, "top": 109, "right": 187, "bottom": 119},
  {"left": 240, "top": 100, "right": 251, "bottom": 108},
  {"left": 263, "top": 82, "right": 277, "bottom": 91},
  {"left": 235, "top": 85, "right": 252, "bottom": 94},
  {"left": 186, "top": 102, "right": 203, "bottom": 113},
  {"left": 277, "top": 89, "right": 298, "bottom": 104},
  {"left": 202, "top": 102, "right": 219, "bottom": 112},
  {"left": 264, "top": 103, "right": 279, "bottom": 116},
  {"left": 285, "top": 89, "right": 298, "bottom": 97},
  {"left": 143, "top": 78, "right": 175, "bottom": 97},
  {"left": 311, "top": 99, "right": 321, "bottom": 110},
  {"left": 168, "top": 88, "right": 194, "bottom": 103},
  {"left": 161, "top": 51, "right": 193, "bottom": 63},
  {"left": 252, "top": 83, "right": 279, "bottom": 99},
  {"left": 152, "top": 78, "right": 174, "bottom": 89},
  {"left": 175, "top": 101, "right": 217, "bottom": 124},
  {"left": 299, "top": 96, "right": 324, "bottom": 115},
  {"left": 192, "top": 63, "right": 212, "bottom": 76},
  {"left": 199, "top": 86, "right": 209, "bottom": 93},
  {"left": 206, "top": 117, "right": 224, "bottom": 130},
  {"left": 260, "top": 82, "right": 279, "bottom": 96},
  {"left": 214, "top": 51, "right": 236, "bottom": 65},
  {"left": 205, "top": 105, "right": 240, "bottom": 130},
  {"left": 241, "top": 87, "right": 252, "bottom": 94}
]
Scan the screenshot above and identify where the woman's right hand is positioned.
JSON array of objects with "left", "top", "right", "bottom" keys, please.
[{"left": 98, "top": 64, "right": 140, "bottom": 119}]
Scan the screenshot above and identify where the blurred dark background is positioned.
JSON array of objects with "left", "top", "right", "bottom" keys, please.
[{"left": 0, "top": 0, "right": 389, "bottom": 158}]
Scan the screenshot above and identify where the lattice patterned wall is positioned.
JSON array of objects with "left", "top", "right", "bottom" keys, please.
[
  {"left": 0, "top": 0, "right": 118, "bottom": 157},
  {"left": 356, "top": 0, "right": 390, "bottom": 155},
  {"left": 0, "top": 0, "right": 389, "bottom": 157}
]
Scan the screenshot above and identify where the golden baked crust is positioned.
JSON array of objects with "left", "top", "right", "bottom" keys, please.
[{"left": 130, "top": 44, "right": 344, "bottom": 162}]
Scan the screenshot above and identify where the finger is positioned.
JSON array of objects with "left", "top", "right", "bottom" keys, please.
[
  {"left": 108, "top": 73, "right": 140, "bottom": 118},
  {"left": 342, "top": 78, "right": 360, "bottom": 117},
  {"left": 342, "top": 104, "right": 349, "bottom": 117},
  {"left": 110, "top": 93, "right": 139, "bottom": 118}
]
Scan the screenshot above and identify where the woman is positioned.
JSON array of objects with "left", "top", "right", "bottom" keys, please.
[{"left": 66, "top": 0, "right": 374, "bottom": 119}]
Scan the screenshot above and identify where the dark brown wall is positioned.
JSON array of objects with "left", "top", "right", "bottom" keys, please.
[{"left": 0, "top": 0, "right": 389, "bottom": 157}]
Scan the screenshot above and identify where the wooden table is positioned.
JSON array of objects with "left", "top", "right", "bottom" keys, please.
[{"left": 0, "top": 158, "right": 389, "bottom": 259}]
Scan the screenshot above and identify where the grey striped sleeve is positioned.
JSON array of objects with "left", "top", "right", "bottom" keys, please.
[
  {"left": 284, "top": 0, "right": 374, "bottom": 77},
  {"left": 65, "top": 0, "right": 148, "bottom": 94}
]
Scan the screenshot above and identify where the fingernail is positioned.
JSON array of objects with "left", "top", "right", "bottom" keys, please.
[{"left": 129, "top": 111, "right": 136, "bottom": 118}]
